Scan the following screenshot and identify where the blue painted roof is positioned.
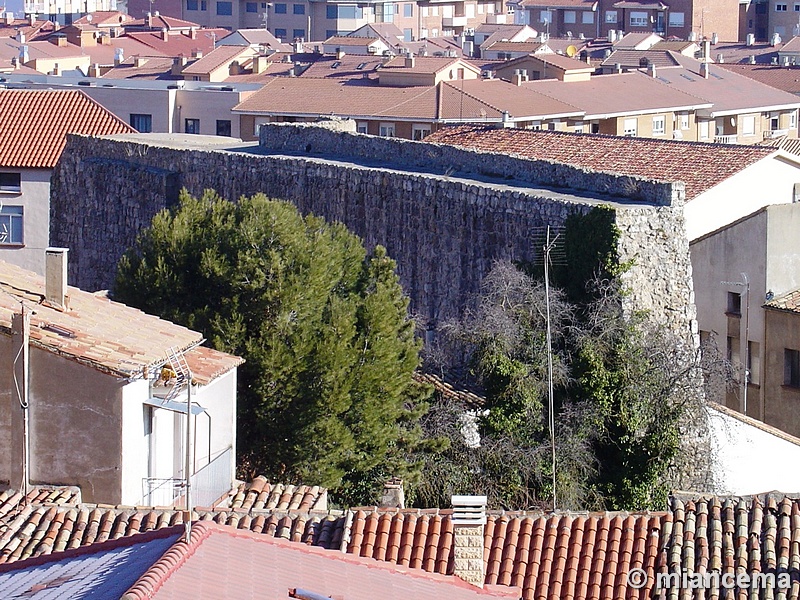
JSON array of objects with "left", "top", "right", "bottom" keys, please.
[{"left": 0, "top": 533, "right": 179, "bottom": 599}]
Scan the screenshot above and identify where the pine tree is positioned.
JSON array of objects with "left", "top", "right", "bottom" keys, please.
[{"left": 115, "top": 190, "right": 429, "bottom": 504}]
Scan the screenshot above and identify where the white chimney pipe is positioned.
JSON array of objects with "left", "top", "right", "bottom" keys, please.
[{"left": 45, "top": 248, "right": 69, "bottom": 310}]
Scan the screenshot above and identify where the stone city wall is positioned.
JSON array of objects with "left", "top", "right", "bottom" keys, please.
[{"left": 50, "top": 126, "right": 695, "bottom": 337}]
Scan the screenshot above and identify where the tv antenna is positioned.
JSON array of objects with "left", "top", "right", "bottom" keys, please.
[
  {"left": 164, "top": 346, "right": 195, "bottom": 542},
  {"left": 542, "top": 225, "right": 560, "bottom": 511}
]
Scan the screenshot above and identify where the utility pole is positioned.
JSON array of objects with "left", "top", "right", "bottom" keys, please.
[
  {"left": 184, "top": 377, "right": 193, "bottom": 543},
  {"left": 543, "top": 226, "right": 558, "bottom": 511}
]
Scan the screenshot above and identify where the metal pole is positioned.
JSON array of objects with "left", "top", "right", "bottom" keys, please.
[
  {"left": 184, "top": 379, "right": 193, "bottom": 543},
  {"left": 741, "top": 272, "right": 750, "bottom": 415},
  {"left": 544, "top": 226, "right": 556, "bottom": 511}
]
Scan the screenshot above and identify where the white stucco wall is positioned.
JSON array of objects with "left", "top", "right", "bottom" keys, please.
[
  {"left": 176, "top": 89, "right": 254, "bottom": 139},
  {"left": 684, "top": 153, "right": 800, "bottom": 241},
  {"left": 709, "top": 403, "right": 800, "bottom": 495},
  {"left": 120, "top": 378, "right": 151, "bottom": 505},
  {"left": 0, "top": 168, "right": 52, "bottom": 275}
]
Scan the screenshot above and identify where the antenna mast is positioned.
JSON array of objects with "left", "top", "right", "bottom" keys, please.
[
  {"left": 165, "top": 346, "right": 194, "bottom": 543},
  {"left": 543, "top": 226, "right": 558, "bottom": 511}
]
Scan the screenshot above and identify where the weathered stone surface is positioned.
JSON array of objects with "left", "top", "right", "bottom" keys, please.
[{"left": 50, "top": 127, "right": 696, "bottom": 341}]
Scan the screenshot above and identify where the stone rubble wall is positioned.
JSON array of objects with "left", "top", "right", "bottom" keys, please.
[{"left": 50, "top": 128, "right": 696, "bottom": 339}]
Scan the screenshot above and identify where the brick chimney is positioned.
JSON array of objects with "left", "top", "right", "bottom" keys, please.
[
  {"left": 45, "top": 248, "right": 69, "bottom": 310},
  {"left": 451, "top": 495, "right": 487, "bottom": 588}
]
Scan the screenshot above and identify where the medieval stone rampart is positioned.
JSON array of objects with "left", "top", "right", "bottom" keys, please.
[{"left": 50, "top": 125, "right": 696, "bottom": 337}]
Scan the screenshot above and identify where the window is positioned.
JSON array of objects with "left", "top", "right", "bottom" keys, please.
[
  {"left": 771, "top": 114, "right": 780, "bottom": 130},
  {"left": 0, "top": 172, "right": 21, "bottom": 192},
  {"left": 668, "top": 11, "right": 684, "bottom": 27},
  {"left": 293, "top": 28, "right": 305, "bottom": 38},
  {"left": 201, "top": 0, "right": 207, "bottom": 9},
  {"left": 748, "top": 341, "right": 760, "bottom": 385},
  {"left": 246, "top": 1, "right": 257, "bottom": 10},
  {"left": 679, "top": 113, "right": 689, "bottom": 130},
  {"left": 582, "top": 11, "right": 593, "bottom": 24},
  {"left": 379, "top": 122, "right": 395, "bottom": 137},
  {"left": 605, "top": 10, "right": 617, "bottom": 23},
  {"left": 727, "top": 336, "right": 740, "bottom": 364},
  {"left": 185, "top": 118, "right": 200, "bottom": 134},
  {"left": 564, "top": 10, "right": 576, "bottom": 23},
  {"left": 412, "top": 124, "right": 431, "bottom": 140},
  {"left": 540, "top": 9, "right": 551, "bottom": 23},
  {"left": 275, "top": 2, "right": 287, "bottom": 12},
  {"left": 630, "top": 11, "right": 648, "bottom": 26},
  {"left": 785, "top": 348, "right": 800, "bottom": 387},
  {"left": 130, "top": 113, "right": 152, "bottom": 132},
  {"left": 795, "top": 2, "right": 800, "bottom": 9},
  {"left": 293, "top": 3, "right": 305, "bottom": 13},
  {"left": 276, "top": 28, "right": 287, "bottom": 37},
  {"left": 216, "top": 1, "right": 232, "bottom": 14},
  {"left": 356, "top": 121, "right": 368, "bottom": 134},
  {"left": 403, "top": 2, "right": 412, "bottom": 17},
  {"left": 623, "top": 118, "right": 637, "bottom": 136},
  {"left": 727, "top": 291, "right": 741, "bottom": 316},
  {"left": 574, "top": 122, "right": 585, "bottom": 133},
  {"left": 216, "top": 119, "right": 232, "bottom": 136},
  {"left": 187, "top": 0, "right": 198, "bottom": 9},
  {"left": 375, "top": 2, "right": 392, "bottom": 21},
  {"left": 403, "top": 27, "right": 412, "bottom": 41},
  {"left": 0, "top": 206, "right": 22, "bottom": 245},
  {"left": 742, "top": 115, "right": 756, "bottom": 136},
  {"left": 776, "top": 3, "right": 788, "bottom": 11},
  {"left": 652, "top": 115, "right": 665, "bottom": 135},
  {"left": 699, "top": 120, "right": 709, "bottom": 140}
]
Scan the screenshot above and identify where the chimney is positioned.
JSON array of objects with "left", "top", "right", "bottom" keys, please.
[
  {"left": 16, "top": 31, "right": 25, "bottom": 43},
  {"left": 717, "top": 53, "right": 724, "bottom": 63},
  {"left": 614, "top": 62, "right": 622, "bottom": 74},
  {"left": 380, "top": 478, "right": 405, "bottom": 508},
  {"left": 648, "top": 63, "right": 656, "bottom": 77},
  {"left": 146, "top": 11, "right": 152, "bottom": 27},
  {"left": 746, "top": 33, "right": 755, "bottom": 47},
  {"left": 57, "top": 35, "right": 67, "bottom": 47},
  {"left": 3, "top": 12, "right": 13, "bottom": 25},
  {"left": 171, "top": 56, "right": 188, "bottom": 75},
  {"left": 19, "top": 45, "right": 29, "bottom": 64},
  {"left": 90, "top": 62, "right": 101, "bottom": 77},
  {"left": 512, "top": 69, "right": 524, "bottom": 85},
  {"left": 700, "top": 61, "right": 709, "bottom": 79},
  {"left": 501, "top": 110, "right": 513, "bottom": 127},
  {"left": 336, "top": 49, "right": 345, "bottom": 59},
  {"left": 192, "top": 48, "right": 203, "bottom": 59},
  {"left": 10, "top": 56, "right": 17, "bottom": 69},
  {"left": 702, "top": 40, "right": 710, "bottom": 60},
  {"left": 711, "top": 32, "right": 718, "bottom": 45},
  {"left": 45, "top": 248, "right": 69, "bottom": 310},
  {"left": 114, "top": 47, "right": 124, "bottom": 66},
  {"left": 252, "top": 54, "right": 267, "bottom": 74},
  {"left": 405, "top": 53, "right": 415, "bottom": 68},
  {"left": 29, "top": 13, "right": 35, "bottom": 26},
  {"left": 748, "top": 55, "right": 756, "bottom": 64},
  {"left": 451, "top": 495, "right": 487, "bottom": 588},
  {"left": 160, "top": 27, "right": 168, "bottom": 41},
  {"left": 51, "top": 62, "right": 60, "bottom": 75},
  {"left": 189, "top": 27, "right": 197, "bottom": 39}
]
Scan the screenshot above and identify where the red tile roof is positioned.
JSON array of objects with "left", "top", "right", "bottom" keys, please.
[
  {"left": 121, "top": 522, "right": 520, "bottom": 599},
  {"left": 180, "top": 44, "right": 253, "bottom": 75},
  {"left": 717, "top": 63, "right": 800, "bottom": 95},
  {"left": 0, "top": 89, "right": 134, "bottom": 168},
  {"left": 0, "top": 259, "right": 240, "bottom": 383},
  {"left": 765, "top": 288, "right": 800, "bottom": 314},
  {"left": 425, "top": 124, "right": 777, "bottom": 200},
  {"left": 214, "top": 475, "right": 328, "bottom": 511},
  {"left": 232, "top": 77, "right": 581, "bottom": 122}
]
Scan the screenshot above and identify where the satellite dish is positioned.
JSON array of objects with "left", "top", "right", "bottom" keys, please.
[
  {"left": 86, "top": 13, "right": 92, "bottom": 22},
  {"left": 566, "top": 45, "right": 577, "bottom": 58}
]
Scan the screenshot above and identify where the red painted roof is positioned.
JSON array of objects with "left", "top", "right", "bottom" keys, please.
[
  {"left": 0, "top": 89, "right": 134, "bottom": 168},
  {"left": 122, "top": 522, "right": 520, "bottom": 599},
  {"left": 426, "top": 124, "right": 778, "bottom": 200}
]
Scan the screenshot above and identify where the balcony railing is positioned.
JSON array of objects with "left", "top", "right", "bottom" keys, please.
[
  {"left": 140, "top": 446, "right": 233, "bottom": 508},
  {"left": 713, "top": 134, "right": 738, "bottom": 144},
  {"left": 442, "top": 15, "right": 468, "bottom": 27},
  {"left": 763, "top": 129, "right": 789, "bottom": 139}
]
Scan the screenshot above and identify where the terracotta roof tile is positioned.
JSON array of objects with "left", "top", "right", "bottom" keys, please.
[
  {"left": 765, "top": 288, "right": 800, "bottom": 313},
  {"left": 0, "top": 89, "right": 134, "bottom": 168},
  {"left": 426, "top": 124, "right": 778, "bottom": 201}
]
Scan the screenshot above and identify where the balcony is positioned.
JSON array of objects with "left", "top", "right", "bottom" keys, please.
[
  {"left": 141, "top": 445, "right": 234, "bottom": 508},
  {"left": 763, "top": 129, "right": 789, "bottom": 139},
  {"left": 24, "top": 2, "right": 46, "bottom": 12},
  {"left": 442, "top": 15, "right": 468, "bottom": 27},
  {"left": 713, "top": 134, "right": 738, "bottom": 144}
]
